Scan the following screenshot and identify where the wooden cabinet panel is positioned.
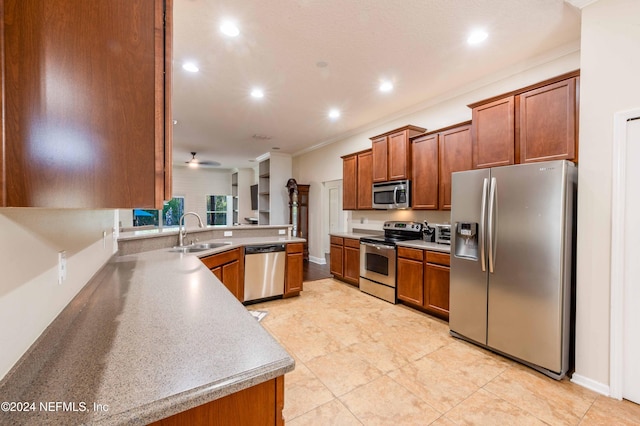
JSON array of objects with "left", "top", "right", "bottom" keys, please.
[
  {"left": 371, "top": 137, "right": 388, "bottom": 182},
  {"left": 201, "top": 248, "right": 243, "bottom": 301},
  {"left": 517, "top": 78, "right": 577, "bottom": 163},
  {"left": 388, "top": 130, "right": 411, "bottom": 181},
  {"left": 342, "top": 154, "right": 357, "bottom": 210},
  {"left": 371, "top": 126, "right": 425, "bottom": 183},
  {"left": 344, "top": 238, "right": 360, "bottom": 249},
  {"left": 411, "top": 133, "right": 439, "bottom": 209},
  {"left": 330, "top": 244, "right": 344, "bottom": 278},
  {"left": 425, "top": 251, "right": 450, "bottom": 266},
  {"left": 1, "top": 0, "right": 172, "bottom": 208},
  {"left": 471, "top": 96, "right": 515, "bottom": 169},
  {"left": 285, "top": 252, "right": 303, "bottom": 296},
  {"left": 425, "top": 263, "right": 450, "bottom": 319},
  {"left": 439, "top": 124, "right": 472, "bottom": 210},
  {"left": 343, "top": 245, "right": 360, "bottom": 286},
  {"left": 221, "top": 261, "right": 240, "bottom": 298},
  {"left": 398, "top": 247, "right": 423, "bottom": 261},
  {"left": 150, "top": 376, "right": 284, "bottom": 426},
  {"left": 357, "top": 150, "right": 373, "bottom": 210},
  {"left": 397, "top": 257, "right": 424, "bottom": 306}
]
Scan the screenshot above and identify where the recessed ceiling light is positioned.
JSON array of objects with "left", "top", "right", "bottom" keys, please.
[
  {"left": 328, "top": 109, "right": 341, "bottom": 119},
  {"left": 182, "top": 62, "right": 199, "bottom": 73},
  {"left": 379, "top": 81, "right": 394, "bottom": 92},
  {"left": 220, "top": 21, "right": 240, "bottom": 37},
  {"left": 467, "top": 30, "right": 488, "bottom": 45},
  {"left": 250, "top": 88, "right": 264, "bottom": 98}
]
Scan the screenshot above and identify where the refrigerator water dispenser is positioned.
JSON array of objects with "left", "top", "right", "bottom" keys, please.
[{"left": 454, "top": 222, "right": 478, "bottom": 260}]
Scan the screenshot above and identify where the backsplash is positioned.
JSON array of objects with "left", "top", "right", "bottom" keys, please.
[{"left": 346, "top": 209, "right": 451, "bottom": 232}]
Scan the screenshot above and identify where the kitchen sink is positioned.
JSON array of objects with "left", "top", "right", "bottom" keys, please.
[{"left": 168, "top": 242, "right": 232, "bottom": 253}]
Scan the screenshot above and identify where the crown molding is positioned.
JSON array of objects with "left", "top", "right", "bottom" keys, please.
[{"left": 565, "top": 0, "right": 599, "bottom": 9}]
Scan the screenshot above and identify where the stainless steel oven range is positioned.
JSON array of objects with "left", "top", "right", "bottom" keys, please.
[{"left": 359, "top": 221, "right": 423, "bottom": 303}]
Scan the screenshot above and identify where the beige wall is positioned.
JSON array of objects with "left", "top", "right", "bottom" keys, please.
[
  {"left": 0, "top": 209, "right": 116, "bottom": 379},
  {"left": 573, "top": 0, "right": 640, "bottom": 390},
  {"left": 171, "top": 165, "right": 233, "bottom": 225},
  {"left": 293, "top": 51, "right": 580, "bottom": 261}
]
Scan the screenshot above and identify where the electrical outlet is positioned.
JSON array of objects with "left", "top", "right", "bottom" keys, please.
[
  {"left": 278, "top": 229, "right": 286, "bottom": 235},
  {"left": 224, "top": 231, "right": 232, "bottom": 237},
  {"left": 58, "top": 251, "right": 67, "bottom": 284}
]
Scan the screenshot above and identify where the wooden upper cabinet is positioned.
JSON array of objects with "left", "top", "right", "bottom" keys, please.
[
  {"left": 0, "top": 0, "right": 172, "bottom": 208},
  {"left": 439, "top": 123, "right": 472, "bottom": 210},
  {"left": 371, "top": 137, "right": 388, "bottom": 182},
  {"left": 342, "top": 154, "right": 358, "bottom": 210},
  {"left": 370, "top": 125, "right": 426, "bottom": 183},
  {"left": 411, "top": 133, "right": 439, "bottom": 210},
  {"left": 516, "top": 77, "right": 578, "bottom": 163},
  {"left": 356, "top": 150, "right": 373, "bottom": 210},
  {"left": 471, "top": 96, "right": 515, "bottom": 169},
  {"left": 342, "top": 149, "right": 373, "bottom": 211}
]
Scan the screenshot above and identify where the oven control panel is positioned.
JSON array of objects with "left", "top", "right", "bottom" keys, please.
[{"left": 382, "top": 221, "right": 422, "bottom": 232}]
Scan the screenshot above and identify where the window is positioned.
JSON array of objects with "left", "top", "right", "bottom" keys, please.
[
  {"left": 132, "top": 197, "right": 184, "bottom": 227},
  {"left": 132, "top": 209, "right": 158, "bottom": 227},
  {"left": 162, "top": 197, "right": 184, "bottom": 227},
  {"left": 207, "top": 195, "right": 232, "bottom": 225}
]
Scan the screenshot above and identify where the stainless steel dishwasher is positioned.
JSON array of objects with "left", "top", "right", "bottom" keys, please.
[{"left": 243, "top": 244, "right": 286, "bottom": 303}]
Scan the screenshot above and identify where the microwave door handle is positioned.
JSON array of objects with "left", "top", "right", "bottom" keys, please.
[{"left": 393, "top": 187, "right": 399, "bottom": 207}]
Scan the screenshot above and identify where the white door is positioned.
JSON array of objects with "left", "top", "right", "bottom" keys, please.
[
  {"left": 323, "top": 180, "right": 344, "bottom": 255},
  {"left": 623, "top": 117, "right": 640, "bottom": 404}
]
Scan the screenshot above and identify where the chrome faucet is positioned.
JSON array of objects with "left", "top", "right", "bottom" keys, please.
[{"left": 178, "top": 212, "right": 204, "bottom": 247}]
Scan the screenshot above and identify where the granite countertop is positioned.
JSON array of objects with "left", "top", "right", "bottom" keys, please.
[
  {"left": 0, "top": 238, "right": 299, "bottom": 425},
  {"left": 329, "top": 231, "right": 379, "bottom": 239},
  {"left": 396, "top": 240, "right": 451, "bottom": 253}
]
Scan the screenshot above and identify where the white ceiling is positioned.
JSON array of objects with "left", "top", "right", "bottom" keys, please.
[{"left": 172, "top": 0, "right": 581, "bottom": 170}]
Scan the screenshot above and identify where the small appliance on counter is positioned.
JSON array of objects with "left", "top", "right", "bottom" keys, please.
[{"left": 434, "top": 223, "right": 451, "bottom": 245}]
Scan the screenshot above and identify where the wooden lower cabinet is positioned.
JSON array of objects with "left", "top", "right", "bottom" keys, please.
[
  {"left": 330, "top": 236, "right": 360, "bottom": 286},
  {"left": 330, "top": 236, "right": 344, "bottom": 278},
  {"left": 343, "top": 238, "right": 360, "bottom": 285},
  {"left": 150, "top": 376, "right": 284, "bottom": 426},
  {"left": 200, "top": 248, "right": 244, "bottom": 301},
  {"left": 397, "top": 247, "right": 450, "bottom": 320},
  {"left": 285, "top": 243, "right": 304, "bottom": 297}
]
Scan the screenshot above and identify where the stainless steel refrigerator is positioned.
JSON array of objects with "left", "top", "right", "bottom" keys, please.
[{"left": 449, "top": 160, "right": 577, "bottom": 379}]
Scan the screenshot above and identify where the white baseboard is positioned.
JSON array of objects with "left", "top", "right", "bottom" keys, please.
[
  {"left": 571, "top": 373, "right": 610, "bottom": 396},
  {"left": 309, "top": 255, "right": 326, "bottom": 265}
]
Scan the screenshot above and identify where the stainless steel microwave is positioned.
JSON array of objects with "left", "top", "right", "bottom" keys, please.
[{"left": 372, "top": 180, "right": 411, "bottom": 209}]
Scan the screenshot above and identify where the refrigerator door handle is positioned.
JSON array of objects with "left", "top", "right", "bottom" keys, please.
[
  {"left": 488, "top": 177, "right": 497, "bottom": 273},
  {"left": 480, "top": 178, "right": 489, "bottom": 272}
]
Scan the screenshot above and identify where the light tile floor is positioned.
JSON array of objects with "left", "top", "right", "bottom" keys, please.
[{"left": 251, "top": 279, "right": 640, "bottom": 425}]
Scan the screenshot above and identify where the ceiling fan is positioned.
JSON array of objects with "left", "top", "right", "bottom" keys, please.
[{"left": 186, "top": 151, "right": 221, "bottom": 168}]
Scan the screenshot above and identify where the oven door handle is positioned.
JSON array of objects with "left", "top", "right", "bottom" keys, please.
[{"left": 360, "top": 241, "right": 393, "bottom": 251}]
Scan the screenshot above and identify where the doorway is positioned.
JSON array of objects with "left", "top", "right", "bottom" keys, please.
[
  {"left": 610, "top": 110, "right": 640, "bottom": 404},
  {"left": 323, "top": 180, "right": 345, "bottom": 257}
]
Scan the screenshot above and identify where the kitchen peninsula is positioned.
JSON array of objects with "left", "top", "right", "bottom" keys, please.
[{"left": 0, "top": 225, "right": 303, "bottom": 425}]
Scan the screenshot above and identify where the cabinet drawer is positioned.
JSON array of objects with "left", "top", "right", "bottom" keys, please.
[
  {"left": 425, "top": 251, "right": 450, "bottom": 266},
  {"left": 344, "top": 238, "right": 360, "bottom": 249},
  {"left": 330, "top": 236, "right": 344, "bottom": 245},
  {"left": 398, "top": 247, "right": 424, "bottom": 261},
  {"left": 286, "top": 243, "right": 304, "bottom": 253},
  {"left": 201, "top": 248, "right": 241, "bottom": 269}
]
